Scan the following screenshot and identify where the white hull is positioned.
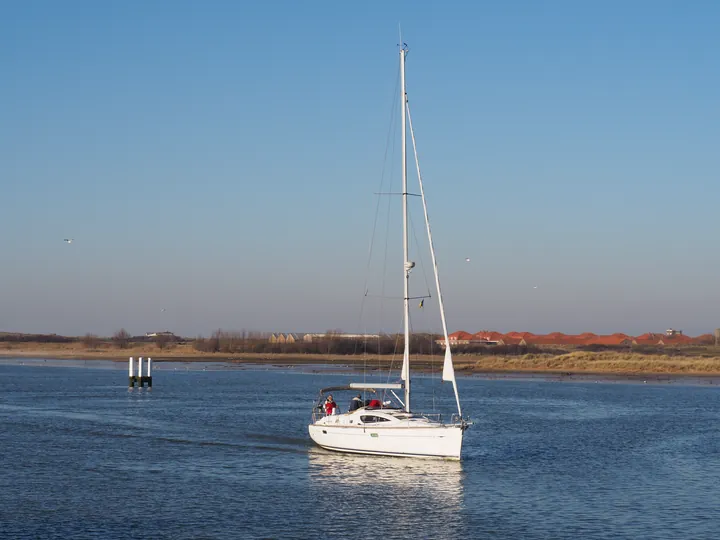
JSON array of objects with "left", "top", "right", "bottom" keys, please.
[{"left": 308, "top": 422, "right": 464, "bottom": 460}]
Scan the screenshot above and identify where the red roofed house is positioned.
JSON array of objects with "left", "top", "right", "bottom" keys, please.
[
  {"left": 505, "top": 331, "right": 536, "bottom": 339},
  {"left": 589, "top": 335, "right": 634, "bottom": 346},
  {"left": 441, "top": 330, "right": 499, "bottom": 349},
  {"left": 562, "top": 334, "right": 591, "bottom": 345},
  {"left": 658, "top": 334, "right": 693, "bottom": 346},
  {"left": 499, "top": 335, "right": 524, "bottom": 345},
  {"left": 691, "top": 334, "right": 715, "bottom": 345},
  {"left": 633, "top": 333, "right": 663, "bottom": 346},
  {"left": 448, "top": 329, "right": 711, "bottom": 348},
  {"left": 447, "top": 331, "right": 473, "bottom": 345},
  {"left": 522, "top": 334, "right": 566, "bottom": 346},
  {"left": 472, "top": 331, "right": 505, "bottom": 344}
]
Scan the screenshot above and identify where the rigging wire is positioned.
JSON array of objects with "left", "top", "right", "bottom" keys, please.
[
  {"left": 430, "top": 319, "right": 437, "bottom": 412},
  {"left": 406, "top": 98, "right": 463, "bottom": 418},
  {"left": 384, "top": 312, "right": 405, "bottom": 388},
  {"left": 408, "top": 210, "right": 433, "bottom": 301},
  {"left": 354, "top": 63, "right": 400, "bottom": 366},
  {"left": 407, "top": 302, "right": 438, "bottom": 413},
  {"left": 378, "top": 85, "right": 399, "bottom": 373},
  {"left": 348, "top": 51, "right": 455, "bottom": 415}
]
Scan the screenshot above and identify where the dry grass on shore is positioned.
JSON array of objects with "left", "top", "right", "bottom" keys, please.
[
  {"left": 456, "top": 351, "right": 720, "bottom": 375},
  {"left": 3, "top": 342, "right": 720, "bottom": 376},
  {"left": 0, "top": 341, "right": 398, "bottom": 364},
  {"left": 0, "top": 341, "right": 202, "bottom": 359}
]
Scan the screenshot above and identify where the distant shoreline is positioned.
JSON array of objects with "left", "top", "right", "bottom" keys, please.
[
  {"left": 2, "top": 356, "right": 719, "bottom": 387},
  {"left": 2, "top": 342, "right": 720, "bottom": 380}
]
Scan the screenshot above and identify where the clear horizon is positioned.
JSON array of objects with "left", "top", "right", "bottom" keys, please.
[{"left": 2, "top": 1, "right": 719, "bottom": 337}]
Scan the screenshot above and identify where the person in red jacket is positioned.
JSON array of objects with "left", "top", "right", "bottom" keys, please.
[{"left": 324, "top": 395, "right": 338, "bottom": 415}]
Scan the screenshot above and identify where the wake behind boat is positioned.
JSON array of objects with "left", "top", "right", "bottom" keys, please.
[{"left": 308, "top": 43, "right": 471, "bottom": 460}]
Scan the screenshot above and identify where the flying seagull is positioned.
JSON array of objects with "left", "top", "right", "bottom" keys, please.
[
  {"left": 63, "top": 239, "right": 74, "bottom": 244},
  {"left": 465, "top": 257, "right": 470, "bottom": 262}
]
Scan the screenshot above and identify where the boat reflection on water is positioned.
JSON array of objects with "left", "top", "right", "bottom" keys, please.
[{"left": 308, "top": 448, "right": 466, "bottom": 537}]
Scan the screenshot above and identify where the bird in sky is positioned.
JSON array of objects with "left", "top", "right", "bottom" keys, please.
[
  {"left": 63, "top": 239, "right": 73, "bottom": 244},
  {"left": 465, "top": 257, "right": 470, "bottom": 262}
]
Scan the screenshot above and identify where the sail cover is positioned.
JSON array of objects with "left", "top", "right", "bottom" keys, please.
[{"left": 442, "top": 347, "right": 456, "bottom": 383}]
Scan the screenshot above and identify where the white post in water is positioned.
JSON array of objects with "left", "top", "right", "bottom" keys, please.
[
  {"left": 128, "top": 355, "right": 153, "bottom": 389},
  {"left": 146, "top": 357, "right": 153, "bottom": 388}
]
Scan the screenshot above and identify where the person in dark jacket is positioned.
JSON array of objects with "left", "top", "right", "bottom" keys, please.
[{"left": 349, "top": 394, "right": 362, "bottom": 412}]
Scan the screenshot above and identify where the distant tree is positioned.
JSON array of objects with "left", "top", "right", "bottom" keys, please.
[
  {"left": 155, "top": 333, "right": 171, "bottom": 350},
  {"left": 241, "top": 329, "right": 248, "bottom": 352},
  {"left": 208, "top": 330, "right": 221, "bottom": 353},
  {"left": 112, "top": 328, "right": 131, "bottom": 349},
  {"left": 324, "top": 329, "right": 343, "bottom": 354},
  {"left": 82, "top": 333, "right": 101, "bottom": 350},
  {"left": 192, "top": 335, "right": 209, "bottom": 352},
  {"left": 0, "top": 333, "right": 74, "bottom": 344}
]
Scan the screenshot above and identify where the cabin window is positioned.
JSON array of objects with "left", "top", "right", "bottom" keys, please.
[{"left": 361, "top": 415, "right": 390, "bottom": 424}]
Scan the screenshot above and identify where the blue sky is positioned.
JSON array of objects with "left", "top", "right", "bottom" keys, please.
[{"left": 2, "top": 1, "right": 719, "bottom": 337}]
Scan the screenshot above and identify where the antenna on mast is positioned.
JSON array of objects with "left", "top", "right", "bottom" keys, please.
[{"left": 398, "top": 23, "right": 408, "bottom": 53}]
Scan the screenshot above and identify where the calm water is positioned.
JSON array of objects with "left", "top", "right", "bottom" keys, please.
[{"left": 0, "top": 361, "right": 718, "bottom": 539}]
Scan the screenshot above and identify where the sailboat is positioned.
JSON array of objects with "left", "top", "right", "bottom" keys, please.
[{"left": 308, "top": 44, "right": 470, "bottom": 460}]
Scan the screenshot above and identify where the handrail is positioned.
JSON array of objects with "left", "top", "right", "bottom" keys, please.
[{"left": 311, "top": 408, "right": 472, "bottom": 427}]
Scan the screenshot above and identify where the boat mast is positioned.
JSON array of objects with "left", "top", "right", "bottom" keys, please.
[{"left": 400, "top": 44, "right": 411, "bottom": 413}]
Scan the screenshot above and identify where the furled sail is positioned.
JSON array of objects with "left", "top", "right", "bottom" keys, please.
[
  {"left": 442, "top": 346, "right": 455, "bottom": 383},
  {"left": 401, "top": 352, "right": 410, "bottom": 381}
]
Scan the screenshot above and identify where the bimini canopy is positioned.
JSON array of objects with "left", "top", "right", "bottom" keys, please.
[{"left": 318, "top": 383, "right": 403, "bottom": 394}]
